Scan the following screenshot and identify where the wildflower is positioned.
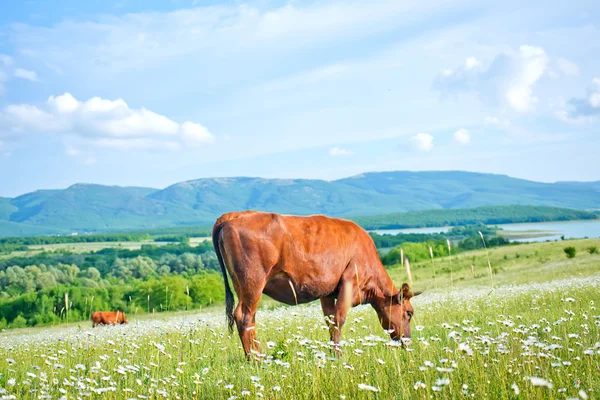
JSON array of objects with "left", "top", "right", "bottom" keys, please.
[
  {"left": 413, "top": 381, "right": 426, "bottom": 390},
  {"left": 435, "top": 378, "right": 450, "bottom": 386},
  {"left": 529, "top": 377, "right": 553, "bottom": 388},
  {"left": 357, "top": 384, "right": 379, "bottom": 392},
  {"left": 458, "top": 342, "right": 473, "bottom": 356},
  {"left": 512, "top": 383, "right": 520, "bottom": 395}
]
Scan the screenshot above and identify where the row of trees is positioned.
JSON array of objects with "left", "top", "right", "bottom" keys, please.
[
  {"left": 0, "top": 241, "right": 218, "bottom": 274},
  {"left": 0, "top": 252, "right": 220, "bottom": 298},
  {"left": 353, "top": 205, "right": 598, "bottom": 230},
  {"left": 0, "top": 273, "right": 224, "bottom": 329},
  {"left": 0, "top": 241, "right": 225, "bottom": 328},
  {"left": 369, "top": 225, "right": 498, "bottom": 249}
]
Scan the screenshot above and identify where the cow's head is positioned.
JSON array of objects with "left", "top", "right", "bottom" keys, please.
[{"left": 377, "top": 283, "right": 422, "bottom": 342}]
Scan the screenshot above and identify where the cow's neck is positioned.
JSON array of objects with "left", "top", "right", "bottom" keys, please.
[{"left": 362, "top": 263, "right": 398, "bottom": 305}]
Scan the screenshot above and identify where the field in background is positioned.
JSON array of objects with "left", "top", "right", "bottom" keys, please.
[
  {"left": 387, "top": 238, "right": 600, "bottom": 289},
  {"left": 1, "top": 239, "right": 599, "bottom": 399},
  {"left": 1, "top": 237, "right": 211, "bottom": 259}
]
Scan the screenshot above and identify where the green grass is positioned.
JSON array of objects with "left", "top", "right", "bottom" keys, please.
[
  {"left": 388, "top": 238, "right": 600, "bottom": 290},
  {"left": 0, "top": 240, "right": 599, "bottom": 399}
]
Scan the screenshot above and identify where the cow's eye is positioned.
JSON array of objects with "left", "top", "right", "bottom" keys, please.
[{"left": 406, "top": 311, "right": 413, "bottom": 319}]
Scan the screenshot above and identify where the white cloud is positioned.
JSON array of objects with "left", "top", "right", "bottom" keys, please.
[
  {"left": 181, "top": 122, "right": 216, "bottom": 144},
  {"left": 1, "top": 55, "right": 40, "bottom": 93},
  {"left": 558, "top": 78, "right": 600, "bottom": 123},
  {"left": 556, "top": 58, "right": 580, "bottom": 77},
  {"left": 65, "top": 144, "right": 81, "bottom": 157},
  {"left": 410, "top": 133, "right": 434, "bottom": 152},
  {"left": 435, "top": 45, "right": 549, "bottom": 113},
  {"left": 9, "top": 0, "right": 464, "bottom": 79},
  {"left": 329, "top": 146, "right": 353, "bottom": 156},
  {"left": 505, "top": 46, "right": 547, "bottom": 112},
  {"left": 0, "top": 55, "right": 12, "bottom": 67},
  {"left": 0, "top": 93, "right": 215, "bottom": 149},
  {"left": 464, "top": 56, "right": 481, "bottom": 70},
  {"left": 453, "top": 128, "right": 470, "bottom": 144},
  {"left": 14, "top": 68, "right": 39, "bottom": 82},
  {"left": 48, "top": 93, "right": 79, "bottom": 113}
]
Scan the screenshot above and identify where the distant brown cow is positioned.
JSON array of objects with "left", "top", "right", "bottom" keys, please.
[
  {"left": 213, "top": 211, "right": 422, "bottom": 359},
  {"left": 91, "top": 311, "right": 128, "bottom": 327}
]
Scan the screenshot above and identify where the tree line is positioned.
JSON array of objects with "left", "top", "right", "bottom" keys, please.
[
  {"left": 0, "top": 242, "right": 224, "bottom": 329},
  {"left": 352, "top": 205, "right": 598, "bottom": 230}
]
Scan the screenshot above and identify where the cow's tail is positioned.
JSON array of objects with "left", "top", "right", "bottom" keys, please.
[{"left": 213, "top": 223, "right": 235, "bottom": 333}]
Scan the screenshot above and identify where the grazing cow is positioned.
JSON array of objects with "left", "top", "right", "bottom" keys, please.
[
  {"left": 213, "top": 211, "right": 422, "bottom": 358},
  {"left": 91, "top": 311, "right": 128, "bottom": 327}
]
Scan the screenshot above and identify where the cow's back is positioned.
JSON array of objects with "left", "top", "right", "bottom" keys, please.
[
  {"left": 92, "top": 311, "right": 125, "bottom": 325},
  {"left": 222, "top": 212, "right": 371, "bottom": 257},
  {"left": 218, "top": 212, "right": 381, "bottom": 303}
]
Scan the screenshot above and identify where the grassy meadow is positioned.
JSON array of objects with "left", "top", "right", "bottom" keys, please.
[{"left": 1, "top": 239, "right": 599, "bottom": 399}]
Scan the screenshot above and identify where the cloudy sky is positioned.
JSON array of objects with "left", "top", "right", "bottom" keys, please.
[{"left": 0, "top": 0, "right": 599, "bottom": 197}]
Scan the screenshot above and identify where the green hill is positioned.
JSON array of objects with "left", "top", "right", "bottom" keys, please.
[{"left": 1, "top": 171, "right": 599, "bottom": 236}]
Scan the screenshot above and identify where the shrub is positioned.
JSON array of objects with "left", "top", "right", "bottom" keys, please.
[
  {"left": 588, "top": 246, "right": 598, "bottom": 254},
  {"left": 10, "top": 315, "right": 27, "bottom": 329},
  {"left": 564, "top": 246, "right": 577, "bottom": 259}
]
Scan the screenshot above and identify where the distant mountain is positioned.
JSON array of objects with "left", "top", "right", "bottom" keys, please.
[{"left": 1, "top": 171, "right": 599, "bottom": 236}]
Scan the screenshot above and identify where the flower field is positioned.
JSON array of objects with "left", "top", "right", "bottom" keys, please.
[{"left": 1, "top": 247, "right": 599, "bottom": 399}]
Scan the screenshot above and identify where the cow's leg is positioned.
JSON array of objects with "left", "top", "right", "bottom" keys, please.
[
  {"left": 331, "top": 281, "right": 353, "bottom": 347},
  {"left": 320, "top": 297, "right": 337, "bottom": 342},
  {"left": 234, "top": 291, "right": 263, "bottom": 360}
]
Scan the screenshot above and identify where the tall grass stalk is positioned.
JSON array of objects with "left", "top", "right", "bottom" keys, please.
[
  {"left": 64, "top": 292, "right": 69, "bottom": 325},
  {"left": 479, "top": 231, "right": 494, "bottom": 288},
  {"left": 447, "top": 239, "right": 453, "bottom": 288},
  {"left": 429, "top": 246, "right": 437, "bottom": 289},
  {"left": 405, "top": 257, "right": 413, "bottom": 287},
  {"left": 165, "top": 286, "right": 169, "bottom": 312},
  {"left": 90, "top": 295, "right": 94, "bottom": 320},
  {"left": 186, "top": 285, "right": 190, "bottom": 311}
]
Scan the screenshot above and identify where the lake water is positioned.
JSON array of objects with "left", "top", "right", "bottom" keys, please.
[{"left": 370, "top": 219, "right": 600, "bottom": 243}]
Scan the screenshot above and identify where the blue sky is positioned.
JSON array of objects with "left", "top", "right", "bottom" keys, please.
[{"left": 0, "top": 0, "right": 599, "bottom": 197}]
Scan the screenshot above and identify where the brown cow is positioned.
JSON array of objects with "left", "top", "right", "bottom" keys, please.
[
  {"left": 91, "top": 311, "right": 128, "bottom": 327},
  {"left": 213, "top": 211, "right": 422, "bottom": 358}
]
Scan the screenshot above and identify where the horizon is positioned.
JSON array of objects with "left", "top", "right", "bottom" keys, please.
[
  {"left": 1, "top": 0, "right": 599, "bottom": 197},
  {"left": 3, "top": 169, "right": 600, "bottom": 198}
]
